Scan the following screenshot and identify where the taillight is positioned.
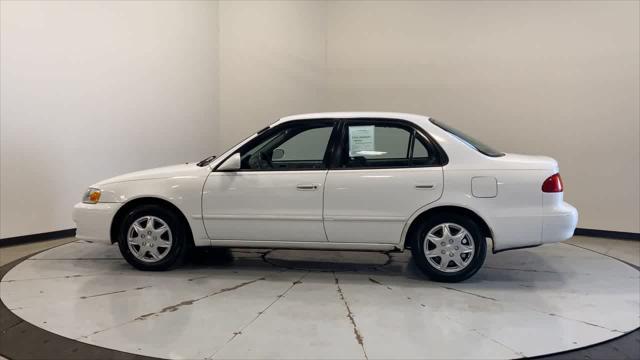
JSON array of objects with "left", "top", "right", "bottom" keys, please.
[{"left": 542, "top": 173, "right": 563, "bottom": 193}]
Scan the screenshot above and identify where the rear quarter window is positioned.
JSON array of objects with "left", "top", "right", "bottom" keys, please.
[{"left": 430, "top": 119, "right": 504, "bottom": 157}]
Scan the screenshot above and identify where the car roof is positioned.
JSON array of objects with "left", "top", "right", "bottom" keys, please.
[{"left": 278, "top": 112, "right": 431, "bottom": 123}]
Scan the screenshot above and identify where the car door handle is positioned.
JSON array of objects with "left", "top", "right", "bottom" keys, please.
[
  {"left": 296, "top": 184, "right": 319, "bottom": 191},
  {"left": 415, "top": 184, "right": 435, "bottom": 189}
]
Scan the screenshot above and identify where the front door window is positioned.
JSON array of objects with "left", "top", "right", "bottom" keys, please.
[{"left": 241, "top": 123, "right": 334, "bottom": 170}]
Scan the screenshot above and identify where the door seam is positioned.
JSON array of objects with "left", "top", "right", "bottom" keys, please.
[{"left": 321, "top": 169, "right": 330, "bottom": 242}]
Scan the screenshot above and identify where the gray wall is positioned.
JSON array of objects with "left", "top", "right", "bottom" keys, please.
[
  {"left": 1, "top": 1, "right": 220, "bottom": 238},
  {"left": 218, "top": 0, "right": 328, "bottom": 151},
  {"left": 2, "top": 0, "right": 638, "bottom": 238},
  {"left": 326, "top": 0, "right": 640, "bottom": 233}
]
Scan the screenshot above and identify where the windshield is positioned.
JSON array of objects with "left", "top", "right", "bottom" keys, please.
[
  {"left": 430, "top": 118, "right": 504, "bottom": 157},
  {"left": 196, "top": 125, "right": 274, "bottom": 167}
]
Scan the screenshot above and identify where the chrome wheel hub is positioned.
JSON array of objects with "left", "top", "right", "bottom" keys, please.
[
  {"left": 423, "top": 223, "right": 475, "bottom": 273},
  {"left": 127, "top": 216, "right": 172, "bottom": 263}
]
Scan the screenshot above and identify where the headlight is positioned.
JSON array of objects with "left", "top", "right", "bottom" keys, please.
[{"left": 82, "top": 188, "right": 102, "bottom": 204}]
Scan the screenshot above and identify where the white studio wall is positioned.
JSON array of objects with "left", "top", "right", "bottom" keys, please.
[
  {"left": 218, "top": 0, "right": 328, "bottom": 151},
  {"left": 0, "top": 0, "right": 219, "bottom": 238},
  {"left": 1, "top": 0, "right": 638, "bottom": 239},
  {"left": 326, "top": 0, "right": 640, "bottom": 233}
]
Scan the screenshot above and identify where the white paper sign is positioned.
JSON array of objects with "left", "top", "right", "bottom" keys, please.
[{"left": 349, "top": 126, "right": 375, "bottom": 156}]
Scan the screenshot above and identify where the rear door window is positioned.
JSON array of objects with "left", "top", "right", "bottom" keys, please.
[{"left": 339, "top": 121, "right": 439, "bottom": 168}]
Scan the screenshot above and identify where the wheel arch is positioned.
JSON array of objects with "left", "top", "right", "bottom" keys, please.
[
  {"left": 402, "top": 205, "right": 494, "bottom": 250},
  {"left": 109, "top": 197, "right": 194, "bottom": 246}
]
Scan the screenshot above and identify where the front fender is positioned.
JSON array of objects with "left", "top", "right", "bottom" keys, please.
[{"left": 97, "top": 176, "right": 209, "bottom": 246}]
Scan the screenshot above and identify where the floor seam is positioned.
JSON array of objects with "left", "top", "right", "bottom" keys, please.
[
  {"left": 565, "top": 243, "right": 640, "bottom": 271},
  {"left": 206, "top": 272, "right": 309, "bottom": 359},
  {"left": 1, "top": 319, "right": 25, "bottom": 334},
  {"left": 470, "top": 329, "right": 526, "bottom": 358},
  {"left": 368, "top": 276, "right": 524, "bottom": 358},
  {"left": 439, "top": 283, "right": 626, "bottom": 334},
  {"left": 80, "top": 286, "right": 151, "bottom": 300}
]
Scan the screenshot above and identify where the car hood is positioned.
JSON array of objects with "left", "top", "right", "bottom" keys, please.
[{"left": 95, "top": 163, "right": 208, "bottom": 186}]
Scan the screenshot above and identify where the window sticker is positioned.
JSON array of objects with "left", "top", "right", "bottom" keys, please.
[{"left": 349, "top": 125, "right": 375, "bottom": 157}]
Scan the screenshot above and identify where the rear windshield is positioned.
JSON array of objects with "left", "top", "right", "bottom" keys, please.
[{"left": 430, "top": 118, "right": 504, "bottom": 157}]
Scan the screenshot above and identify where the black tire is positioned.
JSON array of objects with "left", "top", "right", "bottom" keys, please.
[
  {"left": 117, "top": 204, "right": 189, "bottom": 271},
  {"left": 410, "top": 212, "right": 487, "bottom": 282}
]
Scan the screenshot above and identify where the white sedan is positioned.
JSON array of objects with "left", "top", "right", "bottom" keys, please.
[{"left": 73, "top": 112, "right": 578, "bottom": 282}]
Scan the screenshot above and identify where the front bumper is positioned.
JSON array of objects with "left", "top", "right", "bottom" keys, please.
[
  {"left": 72, "top": 202, "right": 122, "bottom": 243},
  {"left": 542, "top": 201, "right": 578, "bottom": 244}
]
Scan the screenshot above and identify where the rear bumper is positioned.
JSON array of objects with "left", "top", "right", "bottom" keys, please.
[
  {"left": 542, "top": 201, "right": 578, "bottom": 244},
  {"left": 72, "top": 202, "right": 121, "bottom": 244}
]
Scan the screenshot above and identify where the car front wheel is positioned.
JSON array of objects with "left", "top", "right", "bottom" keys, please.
[
  {"left": 411, "top": 213, "right": 487, "bottom": 282},
  {"left": 117, "top": 204, "right": 188, "bottom": 271}
]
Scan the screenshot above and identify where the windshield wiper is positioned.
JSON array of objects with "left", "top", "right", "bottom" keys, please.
[{"left": 196, "top": 155, "right": 217, "bottom": 167}]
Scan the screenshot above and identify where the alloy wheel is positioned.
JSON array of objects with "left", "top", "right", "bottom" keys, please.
[
  {"left": 127, "top": 216, "right": 173, "bottom": 263},
  {"left": 423, "top": 223, "right": 475, "bottom": 272}
]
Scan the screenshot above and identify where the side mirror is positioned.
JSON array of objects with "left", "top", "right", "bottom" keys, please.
[
  {"left": 272, "top": 148, "right": 285, "bottom": 160},
  {"left": 217, "top": 153, "right": 241, "bottom": 171}
]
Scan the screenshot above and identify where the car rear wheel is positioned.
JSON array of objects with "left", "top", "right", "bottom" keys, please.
[
  {"left": 117, "top": 204, "right": 188, "bottom": 271},
  {"left": 411, "top": 213, "right": 487, "bottom": 282}
]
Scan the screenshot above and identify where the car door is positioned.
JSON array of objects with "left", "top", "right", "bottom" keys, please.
[
  {"left": 202, "top": 120, "right": 337, "bottom": 243},
  {"left": 324, "top": 119, "right": 444, "bottom": 244}
]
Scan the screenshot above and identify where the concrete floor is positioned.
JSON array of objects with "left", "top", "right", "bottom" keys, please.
[{"left": 0, "top": 236, "right": 638, "bottom": 359}]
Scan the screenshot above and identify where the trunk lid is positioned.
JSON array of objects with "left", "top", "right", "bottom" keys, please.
[{"left": 495, "top": 153, "right": 559, "bottom": 171}]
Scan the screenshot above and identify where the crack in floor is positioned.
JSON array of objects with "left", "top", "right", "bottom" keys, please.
[
  {"left": 136, "top": 277, "right": 265, "bottom": 321},
  {"left": 77, "top": 277, "right": 265, "bottom": 340},
  {"left": 484, "top": 266, "right": 563, "bottom": 274},
  {"left": 334, "top": 272, "right": 368, "bottom": 360},
  {"left": 187, "top": 275, "right": 212, "bottom": 281},
  {"left": 1, "top": 273, "right": 111, "bottom": 283},
  {"left": 80, "top": 286, "right": 151, "bottom": 300},
  {"left": 26, "top": 258, "right": 122, "bottom": 261},
  {"left": 545, "top": 312, "right": 625, "bottom": 334},
  {"left": 440, "top": 286, "right": 498, "bottom": 301},
  {"left": 484, "top": 265, "right": 636, "bottom": 278},
  {"left": 368, "top": 277, "right": 393, "bottom": 290},
  {"left": 207, "top": 273, "right": 308, "bottom": 359}
]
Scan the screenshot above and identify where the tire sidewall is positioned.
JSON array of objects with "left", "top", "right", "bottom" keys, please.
[
  {"left": 117, "top": 205, "right": 186, "bottom": 271},
  {"left": 411, "top": 213, "right": 487, "bottom": 282}
]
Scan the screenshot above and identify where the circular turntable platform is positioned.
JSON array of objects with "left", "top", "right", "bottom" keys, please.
[{"left": 1, "top": 241, "right": 638, "bottom": 359}]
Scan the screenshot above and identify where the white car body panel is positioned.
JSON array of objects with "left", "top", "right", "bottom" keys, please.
[
  {"left": 79, "top": 164, "right": 212, "bottom": 246},
  {"left": 202, "top": 170, "right": 328, "bottom": 242},
  {"left": 73, "top": 202, "right": 121, "bottom": 242},
  {"left": 324, "top": 167, "right": 443, "bottom": 244},
  {"left": 73, "top": 112, "right": 578, "bottom": 253}
]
